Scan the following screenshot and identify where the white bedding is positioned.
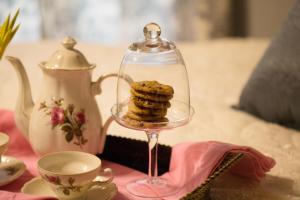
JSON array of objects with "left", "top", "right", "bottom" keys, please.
[{"left": 0, "top": 39, "right": 299, "bottom": 199}]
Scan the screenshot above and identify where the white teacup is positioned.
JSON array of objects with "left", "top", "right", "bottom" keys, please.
[
  {"left": 0, "top": 133, "right": 9, "bottom": 161},
  {"left": 38, "top": 151, "right": 113, "bottom": 200}
]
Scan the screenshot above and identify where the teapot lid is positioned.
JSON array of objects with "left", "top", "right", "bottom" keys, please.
[{"left": 40, "top": 36, "right": 95, "bottom": 70}]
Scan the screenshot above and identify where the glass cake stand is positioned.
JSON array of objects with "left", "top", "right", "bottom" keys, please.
[
  {"left": 111, "top": 101, "right": 194, "bottom": 198},
  {"left": 111, "top": 22, "right": 194, "bottom": 198}
]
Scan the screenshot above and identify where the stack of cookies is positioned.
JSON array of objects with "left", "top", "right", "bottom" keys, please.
[{"left": 125, "top": 81, "right": 174, "bottom": 127}]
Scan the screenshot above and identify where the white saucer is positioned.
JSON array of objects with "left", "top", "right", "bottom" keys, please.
[
  {"left": 0, "top": 155, "right": 26, "bottom": 186},
  {"left": 22, "top": 177, "right": 118, "bottom": 200}
]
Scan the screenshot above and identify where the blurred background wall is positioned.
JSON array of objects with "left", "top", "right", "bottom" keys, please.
[
  {"left": 0, "top": 0, "right": 295, "bottom": 44},
  {"left": 246, "top": 0, "right": 295, "bottom": 37}
]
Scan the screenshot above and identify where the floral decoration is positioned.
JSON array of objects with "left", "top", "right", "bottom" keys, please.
[
  {"left": 39, "top": 98, "right": 88, "bottom": 148},
  {"left": 4, "top": 166, "right": 18, "bottom": 176},
  {"left": 42, "top": 175, "right": 81, "bottom": 195}
]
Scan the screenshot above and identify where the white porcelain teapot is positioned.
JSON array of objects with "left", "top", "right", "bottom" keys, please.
[{"left": 6, "top": 37, "right": 123, "bottom": 155}]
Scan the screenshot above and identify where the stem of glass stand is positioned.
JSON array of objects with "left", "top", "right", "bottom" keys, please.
[{"left": 146, "top": 131, "right": 159, "bottom": 181}]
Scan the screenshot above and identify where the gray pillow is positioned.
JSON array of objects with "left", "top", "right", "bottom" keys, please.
[{"left": 239, "top": 0, "right": 300, "bottom": 128}]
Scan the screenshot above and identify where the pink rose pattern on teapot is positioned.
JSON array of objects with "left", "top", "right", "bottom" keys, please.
[{"left": 39, "top": 98, "right": 88, "bottom": 148}]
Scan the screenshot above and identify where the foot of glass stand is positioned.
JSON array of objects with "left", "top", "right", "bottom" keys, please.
[
  {"left": 126, "top": 131, "right": 177, "bottom": 198},
  {"left": 126, "top": 177, "right": 177, "bottom": 198}
]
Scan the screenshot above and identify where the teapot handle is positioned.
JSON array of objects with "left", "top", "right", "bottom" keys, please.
[{"left": 92, "top": 73, "right": 133, "bottom": 153}]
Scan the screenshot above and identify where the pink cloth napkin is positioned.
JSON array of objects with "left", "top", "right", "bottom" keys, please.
[
  {"left": 0, "top": 109, "right": 276, "bottom": 200},
  {"left": 161, "top": 141, "right": 275, "bottom": 199}
]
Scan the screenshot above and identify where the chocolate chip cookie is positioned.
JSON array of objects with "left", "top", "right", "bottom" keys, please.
[
  {"left": 128, "top": 101, "right": 167, "bottom": 116},
  {"left": 123, "top": 115, "right": 168, "bottom": 128},
  {"left": 131, "top": 96, "right": 171, "bottom": 109},
  {"left": 131, "top": 81, "right": 174, "bottom": 96},
  {"left": 131, "top": 89, "right": 172, "bottom": 102},
  {"left": 126, "top": 111, "right": 166, "bottom": 122}
]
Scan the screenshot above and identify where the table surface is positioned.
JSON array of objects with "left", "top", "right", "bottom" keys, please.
[{"left": 1, "top": 39, "right": 300, "bottom": 199}]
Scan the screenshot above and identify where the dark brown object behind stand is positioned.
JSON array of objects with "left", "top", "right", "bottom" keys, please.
[{"left": 99, "top": 135, "right": 172, "bottom": 176}]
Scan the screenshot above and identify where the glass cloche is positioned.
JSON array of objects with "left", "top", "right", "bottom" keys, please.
[{"left": 111, "top": 23, "right": 194, "bottom": 198}]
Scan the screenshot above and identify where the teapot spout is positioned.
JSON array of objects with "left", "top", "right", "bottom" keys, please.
[{"left": 6, "top": 56, "right": 34, "bottom": 139}]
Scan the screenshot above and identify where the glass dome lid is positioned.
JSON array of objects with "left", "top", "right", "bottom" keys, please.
[{"left": 113, "top": 22, "right": 194, "bottom": 130}]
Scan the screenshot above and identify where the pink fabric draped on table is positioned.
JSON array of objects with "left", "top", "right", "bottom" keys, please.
[{"left": 0, "top": 109, "right": 275, "bottom": 200}]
